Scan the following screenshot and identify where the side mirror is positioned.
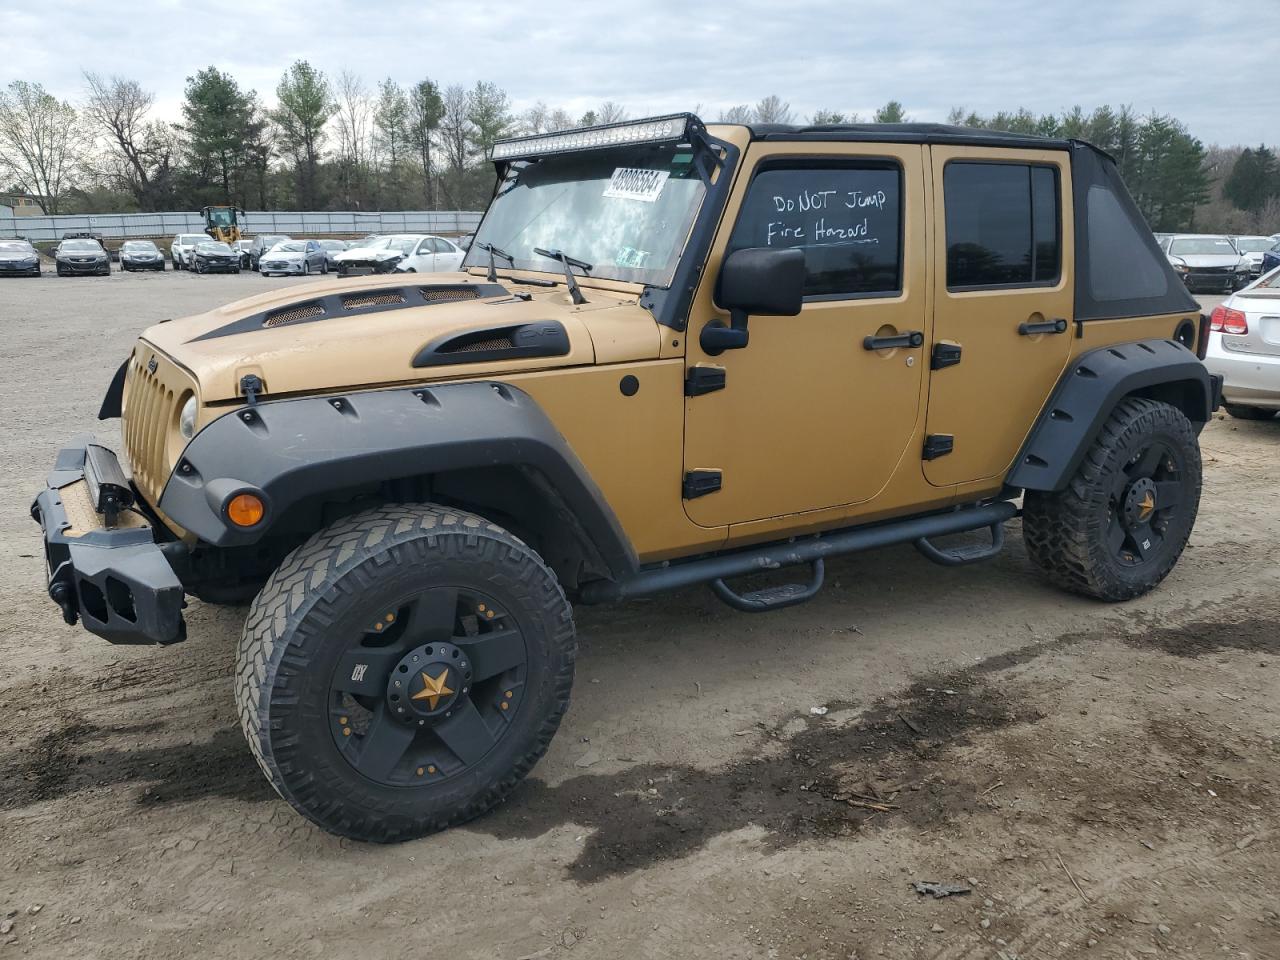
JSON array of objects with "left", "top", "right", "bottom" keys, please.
[{"left": 702, "top": 247, "right": 805, "bottom": 355}]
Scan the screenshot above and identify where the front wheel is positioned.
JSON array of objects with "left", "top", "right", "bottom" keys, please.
[
  {"left": 236, "top": 504, "right": 576, "bottom": 842},
  {"left": 1022, "top": 397, "right": 1201, "bottom": 602}
]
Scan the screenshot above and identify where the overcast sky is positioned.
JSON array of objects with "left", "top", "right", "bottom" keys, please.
[{"left": 6, "top": 0, "right": 1277, "bottom": 146}]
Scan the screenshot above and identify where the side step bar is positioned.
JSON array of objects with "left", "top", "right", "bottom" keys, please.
[{"left": 579, "top": 501, "right": 1019, "bottom": 610}]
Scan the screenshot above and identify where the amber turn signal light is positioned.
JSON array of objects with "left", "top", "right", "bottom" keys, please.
[{"left": 226, "top": 492, "right": 265, "bottom": 527}]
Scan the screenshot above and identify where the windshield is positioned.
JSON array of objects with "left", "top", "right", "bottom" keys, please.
[
  {"left": 464, "top": 143, "right": 708, "bottom": 286},
  {"left": 1169, "top": 238, "right": 1236, "bottom": 256},
  {"left": 198, "top": 242, "right": 231, "bottom": 253},
  {"left": 385, "top": 237, "right": 420, "bottom": 253},
  {"left": 62, "top": 240, "right": 102, "bottom": 252},
  {"left": 123, "top": 241, "right": 157, "bottom": 251},
  {"left": 208, "top": 209, "right": 233, "bottom": 227},
  {"left": 319, "top": 239, "right": 345, "bottom": 250},
  {"left": 275, "top": 241, "right": 306, "bottom": 252},
  {"left": 1233, "top": 237, "right": 1271, "bottom": 253},
  {"left": 0, "top": 241, "right": 33, "bottom": 252}
]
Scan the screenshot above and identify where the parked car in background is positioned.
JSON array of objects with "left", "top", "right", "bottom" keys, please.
[
  {"left": 456, "top": 232, "right": 475, "bottom": 251},
  {"left": 334, "top": 234, "right": 464, "bottom": 275},
  {"left": 246, "top": 234, "right": 291, "bottom": 271},
  {"left": 1153, "top": 232, "right": 1172, "bottom": 250},
  {"left": 119, "top": 239, "right": 165, "bottom": 272},
  {"left": 1261, "top": 239, "right": 1280, "bottom": 276},
  {"left": 233, "top": 239, "right": 253, "bottom": 269},
  {"left": 1204, "top": 267, "right": 1280, "bottom": 421},
  {"left": 1230, "top": 236, "right": 1272, "bottom": 279},
  {"left": 316, "top": 238, "right": 348, "bottom": 271},
  {"left": 55, "top": 238, "right": 111, "bottom": 276},
  {"left": 62, "top": 231, "right": 118, "bottom": 262},
  {"left": 395, "top": 235, "right": 467, "bottom": 273},
  {"left": 1164, "top": 234, "right": 1252, "bottom": 292},
  {"left": 0, "top": 238, "right": 41, "bottom": 276},
  {"left": 259, "top": 239, "right": 328, "bottom": 276},
  {"left": 170, "top": 234, "right": 205, "bottom": 270},
  {"left": 191, "top": 240, "right": 241, "bottom": 274}
]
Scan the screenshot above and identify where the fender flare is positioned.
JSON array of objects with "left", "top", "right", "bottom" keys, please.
[
  {"left": 1007, "top": 339, "right": 1214, "bottom": 493},
  {"left": 157, "top": 381, "right": 639, "bottom": 579}
]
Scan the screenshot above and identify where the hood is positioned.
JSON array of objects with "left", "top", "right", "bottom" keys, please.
[
  {"left": 263, "top": 248, "right": 305, "bottom": 259},
  {"left": 0, "top": 251, "right": 36, "bottom": 261},
  {"left": 337, "top": 246, "right": 401, "bottom": 261},
  {"left": 138, "top": 272, "right": 662, "bottom": 402},
  {"left": 1171, "top": 253, "right": 1243, "bottom": 268}
]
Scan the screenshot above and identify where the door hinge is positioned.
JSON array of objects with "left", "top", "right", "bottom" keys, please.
[
  {"left": 931, "top": 342, "right": 962, "bottom": 370},
  {"left": 683, "top": 469, "right": 723, "bottom": 499},
  {"left": 685, "top": 364, "right": 726, "bottom": 396},
  {"left": 922, "top": 434, "right": 954, "bottom": 461}
]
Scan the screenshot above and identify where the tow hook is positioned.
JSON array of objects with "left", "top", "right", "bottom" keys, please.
[{"left": 48, "top": 561, "right": 78, "bottom": 626}]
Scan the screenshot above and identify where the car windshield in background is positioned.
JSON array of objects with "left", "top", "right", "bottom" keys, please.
[
  {"left": 1169, "top": 238, "right": 1236, "bottom": 256},
  {"left": 386, "top": 238, "right": 418, "bottom": 253},
  {"left": 1233, "top": 238, "right": 1271, "bottom": 253},
  {"left": 123, "top": 241, "right": 158, "bottom": 251},
  {"left": 465, "top": 143, "right": 708, "bottom": 286},
  {"left": 0, "top": 241, "right": 32, "bottom": 251},
  {"left": 180, "top": 235, "right": 204, "bottom": 245},
  {"left": 275, "top": 242, "right": 306, "bottom": 253},
  {"left": 198, "top": 242, "right": 232, "bottom": 253},
  {"left": 318, "top": 240, "right": 345, "bottom": 250},
  {"left": 62, "top": 240, "right": 102, "bottom": 252}
]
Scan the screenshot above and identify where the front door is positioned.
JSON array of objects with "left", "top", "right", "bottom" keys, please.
[
  {"left": 923, "top": 146, "right": 1075, "bottom": 486},
  {"left": 682, "top": 143, "right": 929, "bottom": 528}
]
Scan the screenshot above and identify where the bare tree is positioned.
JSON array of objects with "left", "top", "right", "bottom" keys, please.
[
  {"left": 438, "top": 84, "right": 471, "bottom": 177},
  {"left": 718, "top": 104, "right": 753, "bottom": 123},
  {"left": 597, "top": 101, "right": 628, "bottom": 124},
  {"left": 83, "top": 73, "right": 159, "bottom": 207},
  {"left": 522, "top": 100, "right": 552, "bottom": 135},
  {"left": 0, "top": 81, "right": 86, "bottom": 213},
  {"left": 334, "top": 71, "right": 374, "bottom": 206},
  {"left": 406, "top": 79, "right": 443, "bottom": 208},
  {"left": 753, "top": 95, "right": 793, "bottom": 124}
]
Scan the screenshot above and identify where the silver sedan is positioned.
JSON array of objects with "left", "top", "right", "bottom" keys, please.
[
  {"left": 1204, "top": 267, "right": 1280, "bottom": 420},
  {"left": 258, "top": 240, "right": 329, "bottom": 277}
]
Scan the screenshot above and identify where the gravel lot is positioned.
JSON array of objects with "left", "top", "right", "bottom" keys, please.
[{"left": 1, "top": 271, "right": 1277, "bottom": 960}]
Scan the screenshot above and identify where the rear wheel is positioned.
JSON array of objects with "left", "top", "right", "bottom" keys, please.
[
  {"left": 1224, "top": 403, "right": 1276, "bottom": 421},
  {"left": 1022, "top": 397, "right": 1201, "bottom": 601},
  {"left": 236, "top": 504, "right": 575, "bottom": 842}
]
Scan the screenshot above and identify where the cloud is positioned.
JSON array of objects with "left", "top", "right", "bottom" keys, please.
[{"left": 5, "top": 0, "right": 1276, "bottom": 145}]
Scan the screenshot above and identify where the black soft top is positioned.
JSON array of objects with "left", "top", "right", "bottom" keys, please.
[{"left": 747, "top": 121, "right": 1074, "bottom": 153}]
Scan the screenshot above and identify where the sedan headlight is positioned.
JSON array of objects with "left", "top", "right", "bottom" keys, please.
[{"left": 179, "top": 394, "right": 198, "bottom": 440}]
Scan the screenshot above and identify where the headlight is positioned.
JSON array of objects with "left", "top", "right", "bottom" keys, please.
[
  {"left": 1173, "top": 263, "right": 1189, "bottom": 273},
  {"left": 179, "top": 395, "right": 198, "bottom": 440}
]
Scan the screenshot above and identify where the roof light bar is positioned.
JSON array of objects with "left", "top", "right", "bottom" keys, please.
[{"left": 489, "top": 113, "right": 697, "bottom": 161}]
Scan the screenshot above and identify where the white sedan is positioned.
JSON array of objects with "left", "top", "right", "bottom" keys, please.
[
  {"left": 1204, "top": 266, "right": 1280, "bottom": 420},
  {"left": 334, "top": 235, "right": 465, "bottom": 276}
]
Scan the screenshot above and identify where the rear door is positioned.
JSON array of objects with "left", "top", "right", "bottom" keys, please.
[{"left": 923, "top": 147, "right": 1075, "bottom": 487}]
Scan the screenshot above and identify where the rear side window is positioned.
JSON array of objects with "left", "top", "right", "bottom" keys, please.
[
  {"left": 1085, "top": 186, "right": 1168, "bottom": 301},
  {"left": 726, "top": 162, "right": 903, "bottom": 298},
  {"left": 944, "top": 162, "right": 1060, "bottom": 289}
]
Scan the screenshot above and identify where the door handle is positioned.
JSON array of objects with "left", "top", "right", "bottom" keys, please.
[
  {"left": 863, "top": 330, "right": 924, "bottom": 351},
  {"left": 1018, "top": 318, "right": 1068, "bottom": 336}
]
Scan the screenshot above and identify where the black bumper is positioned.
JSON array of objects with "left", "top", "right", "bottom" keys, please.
[{"left": 31, "top": 441, "right": 185, "bottom": 645}]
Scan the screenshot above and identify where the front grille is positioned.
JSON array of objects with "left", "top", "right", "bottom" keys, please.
[
  {"left": 421, "top": 287, "right": 479, "bottom": 303},
  {"left": 344, "top": 291, "right": 407, "bottom": 309},
  {"left": 263, "top": 302, "right": 325, "bottom": 328},
  {"left": 122, "top": 349, "right": 194, "bottom": 506}
]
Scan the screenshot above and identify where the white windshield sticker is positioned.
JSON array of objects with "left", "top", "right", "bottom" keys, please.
[{"left": 603, "top": 168, "right": 669, "bottom": 203}]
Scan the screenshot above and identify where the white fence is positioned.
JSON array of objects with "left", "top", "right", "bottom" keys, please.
[{"left": 0, "top": 207, "right": 482, "bottom": 243}]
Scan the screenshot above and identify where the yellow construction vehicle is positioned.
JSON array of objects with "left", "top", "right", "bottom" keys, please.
[{"left": 201, "top": 206, "right": 246, "bottom": 244}]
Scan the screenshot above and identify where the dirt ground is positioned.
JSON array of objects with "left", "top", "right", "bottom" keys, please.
[{"left": 1, "top": 271, "right": 1276, "bottom": 960}]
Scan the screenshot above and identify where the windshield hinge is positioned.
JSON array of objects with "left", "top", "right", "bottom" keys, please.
[{"left": 239, "top": 373, "right": 264, "bottom": 406}]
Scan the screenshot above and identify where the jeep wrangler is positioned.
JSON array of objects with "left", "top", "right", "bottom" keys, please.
[{"left": 33, "top": 114, "right": 1221, "bottom": 841}]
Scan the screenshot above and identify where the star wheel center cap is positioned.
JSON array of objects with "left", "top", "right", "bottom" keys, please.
[
  {"left": 1122, "top": 476, "right": 1158, "bottom": 528},
  {"left": 388, "top": 642, "right": 464, "bottom": 719}
]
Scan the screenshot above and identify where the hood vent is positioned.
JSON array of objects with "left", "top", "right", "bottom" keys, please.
[
  {"left": 413, "top": 320, "right": 570, "bottom": 367},
  {"left": 263, "top": 301, "right": 325, "bottom": 328},
  {"left": 343, "top": 291, "right": 407, "bottom": 310},
  {"left": 421, "top": 287, "right": 480, "bottom": 303},
  {"left": 193, "top": 282, "right": 513, "bottom": 342}
]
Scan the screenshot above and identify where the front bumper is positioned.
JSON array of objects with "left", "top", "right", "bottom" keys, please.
[
  {"left": 30, "top": 440, "right": 185, "bottom": 644},
  {"left": 122, "top": 258, "right": 164, "bottom": 270},
  {"left": 336, "top": 258, "right": 399, "bottom": 275},
  {"left": 58, "top": 259, "right": 110, "bottom": 274},
  {"left": 196, "top": 258, "right": 239, "bottom": 272},
  {"left": 260, "top": 260, "right": 307, "bottom": 274},
  {"left": 0, "top": 260, "right": 40, "bottom": 275}
]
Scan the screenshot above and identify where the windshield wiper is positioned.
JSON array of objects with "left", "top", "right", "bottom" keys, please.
[
  {"left": 475, "top": 241, "right": 515, "bottom": 282},
  {"left": 533, "top": 247, "right": 593, "bottom": 305}
]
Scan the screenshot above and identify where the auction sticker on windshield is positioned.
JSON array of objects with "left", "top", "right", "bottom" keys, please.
[{"left": 603, "top": 168, "right": 669, "bottom": 203}]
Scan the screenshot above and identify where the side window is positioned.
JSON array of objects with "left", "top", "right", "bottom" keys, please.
[
  {"left": 431, "top": 238, "right": 452, "bottom": 253},
  {"left": 725, "top": 162, "right": 903, "bottom": 298},
  {"left": 417, "top": 239, "right": 435, "bottom": 255},
  {"left": 944, "top": 162, "right": 1060, "bottom": 289}
]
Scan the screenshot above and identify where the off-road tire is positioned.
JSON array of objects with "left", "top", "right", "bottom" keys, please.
[
  {"left": 1022, "top": 397, "right": 1201, "bottom": 602},
  {"left": 1224, "top": 403, "right": 1276, "bottom": 421},
  {"left": 236, "top": 503, "right": 576, "bottom": 842}
]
